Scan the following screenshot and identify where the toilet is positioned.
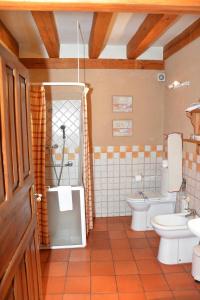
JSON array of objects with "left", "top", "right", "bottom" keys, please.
[
  {"left": 151, "top": 213, "right": 199, "bottom": 264},
  {"left": 127, "top": 133, "right": 183, "bottom": 232}
]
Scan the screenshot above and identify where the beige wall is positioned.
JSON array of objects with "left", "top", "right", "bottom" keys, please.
[
  {"left": 30, "top": 69, "right": 164, "bottom": 146},
  {"left": 164, "top": 37, "right": 200, "bottom": 138}
]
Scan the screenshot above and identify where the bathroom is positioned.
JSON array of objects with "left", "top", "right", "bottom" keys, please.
[{"left": 0, "top": 6, "right": 200, "bottom": 300}]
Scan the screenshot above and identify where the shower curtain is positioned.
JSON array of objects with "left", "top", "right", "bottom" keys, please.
[
  {"left": 83, "top": 88, "right": 94, "bottom": 232},
  {"left": 30, "top": 86, "right": 49, "bottom": 245}
]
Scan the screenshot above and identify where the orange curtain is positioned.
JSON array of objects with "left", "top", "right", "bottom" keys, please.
[
  {"left": 82, "top": 88, "right": 94, "bottom": 232},
  {"left": 30, "top": 86, "right": 50, "bottom": 245}
]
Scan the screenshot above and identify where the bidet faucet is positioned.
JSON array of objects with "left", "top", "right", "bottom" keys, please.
[{"left": 185, "top": 208, "right": 197, "bottom": 217}]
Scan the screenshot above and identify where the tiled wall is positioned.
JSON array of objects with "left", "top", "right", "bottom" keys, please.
[
  {"left": 92, "top": 145, "right": 163, "bottom": 217},
  {"left": 183, "top": 151, "right": 200, "bottom": 212}
]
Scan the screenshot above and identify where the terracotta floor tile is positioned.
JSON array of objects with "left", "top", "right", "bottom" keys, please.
[
  {"left": 91, "top": 276, "right": 117, "bottom": 293},
  {"left": 129, "top": 238, "right": 150, "bottom": 249},
  {"left": 107, "top": 217, "right": 124, "bottom": 224},
  {"left": 147, "top": 238, "right": 160, "bottom": 248},
  {"left": 44, "top": 295, "right": 63, "bottom": 300},
  {"left": 69, "top": 249, "right": 90, "bottom": 261},
  {"left": 118, "top": 293, "right": 146, "bottom": 300},
  {"left": 109, "top": 230, "right": 127, "bottom": 239},
  {"left": 126, "top": 230, "right": 146, "bottom": 239},
  {"left": 65, "top": 276, "right": 90, "bottom": 293},
  {"left": 132, "top": 248, "right": 155, "bottom": 260},
  {"left": 114, "top": 261, "right": 138, "bottom": 275},
  {"left": 48, "top": 249, "right": 71, "bottom": 262},
  {"left": 91, "top": 261, "right": 115, "bottom": 275},
  {"left": 42, "top": 262, "right": 68, "bottom": 277},
  {"left": 91, "top": 249, "right": 113, "bottom": 261},
  {"left": 112, "top": 248, "right": 133, "bottom": 261},
  {"left": 63, "top": 294, "right": 90, "bottom": 300},
  {"left": 182, "top": 263, "right": 192, "bottom": 273},
  {"left": 160, "top": 263, "right": 185, "bottom": 273},
  {"left": 145, "top": 291, "right": 174, "bottom": 299},
  {"left": 94, "top": 218, "right": 108, "bottom": 225},
  {"left": 145, "top": 231, "right": 159, "bottom": 238},
  {"left": 110, "top": 239, "right": 130, "bottom": 249},
  {"left": 91, "top": 293, "right": 118, "bottom": 300},
  {"left": 40, "top": 250, "right": 51, "bottom": 263},
  {"left": 165, "top": 272, "right": 196, "bottom": 290},
  {"left": 67, "top": 262, "right": 90, "bottom": 276},
  {"left": 173, "top": 290, "right": 200, "bottom": 299},
  {"left": 116, "top": 275, "right": 143, "bottom": 293},
  {"left": 91, "top": 231, "right": 110, "bottom": 239},
  {"left": 140, "top": 274, "right": 169, "bottom": 292},
  {"left": 42, "top": 277, "right": 65, "bottom": 294},
  {"left": 120, "top": 216, "right": 131, "bottom": 224},
  {"left": 136, "top": 259, "right": 162, "bottom": 274},
  {"left": 92, "top": 239, "right": 111, "bottom": 249},
  {"left": 108, "top": 223, "right": 125, "bottom": 231}
]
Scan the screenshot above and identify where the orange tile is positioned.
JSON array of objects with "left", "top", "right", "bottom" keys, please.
[
  {"left": 140, "top": 274, "right": 169, "bottom": 292},
  {"left": 69, "top": 249, "right": 90, "bottom": 261},
  {"left": 157, "top": 151, "right": 162, "bottom": 157},
  {"left": 182, "top": 263, "right": 192, "bottom": 273},
  {"left": 91, "top": 231, "right": 109, "bottom": 240},
  {"left": 91, "top": 293, "right": 118, "bottom": 300},
  {"left": 42, "top": 277, "right": 65, "bottom": 294},
  {"left": 145, "top": 231, "right": 158, "bottom": 238},
  {"left": 132, "top": 248, "right": 155, "bottom": 260},
  {"left": 42, "top": 262, "right": 68, "bottom": 277},
  {"left": 172, "top": 290, "right": 200, "bottom": 300},
  {"left": 165, "top": 272, "right": 196, "bottom": 290},
  {"left": 118, "top": 293, "right": 146, "bottom": 300},
  {"left": 110, "top": 239, "right": 130, "bottom": 249},
  {"left": 120, "top": 152, "right": 126, "bottom": 158},
  {"left": 91, "top": 276, "right": 117, "bottom": 293},
  {"left": 160, "top": 263, "right": 185, "bottom": 273},
  {"left": 147, "top": 238, "right": 160, "bottom": 248},
  {"left": 108, "top": 152, "right": 113, "bottom": 159},
  {"left": 126, "top": 230, "right": 146, "bottom": 239},
  {"left": 136, "top": 259, "right": 162, "bottom": 274},
  {"left": 94, "top": 153, "right": 100, "bottom": 159},
  {"left": 114, "top": 146, "right": 120, "bottom": 152},
  {"left": 116, "top": 275, "right": 143, "bottom": 293},
  {"left": 151, "top": 146, "right": 157, "bottom": 151},
  {"left": 65, "top": 277, "right": 90, "bottom": 293},
  {"left": 109, "top": 230, "right": 127, "bottom": 239},
  {"left": 40, "top": 250, "right": 51, "bottom": 263},
  {"left": 91, "top": 249, "right": 113, "bottom": 261},
  {"left": 145, "top": 152, "right": 150, "bottom": 158},
  {"left": 108, "top": 223, "right": 124, "bottom": 231},
  {"left": 126, "top": 146, "right": 132, "bottom": 152},
  {"left": 48, "top": 249, "right": 71, "bottom": 262},
  {"left": 92, "top": 239, "right": 111, "bottom": 249},
  {"left": 129, "top": 238, "right": 149, "bottom": 249},
  {"left": 139, "top": 145, "right": 144, "bottom": 151},
  {"left": 63, "top": 294, "right": 90, "bottom": 300},
  {"left": 132, "top": 152, "right": 138, "bottom": 158},
  {"left": 44, "top": 295, "right": 63, "bottom": 300},
  {"left": 91, "top": 261, "right": 115, "bottom": 276},
  {"left": 114, "top": 261, "right": 138, "bottom": 275},
  {"left": 67, "top": 262, "right": 90, "bottom": 276},
  {"left": 112, "top": 248, "right": 133, "bottom": 261},
  {"left": 55, "top": 153, "right": 62, "bottom": 160},
  {"left": 101, "top": 146, "right": 107, "bottom": 153},
  {"left": 145, "top": 291, "right": 174, "bottom": 299}
]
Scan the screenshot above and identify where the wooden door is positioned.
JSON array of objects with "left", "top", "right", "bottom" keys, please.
[{"left": 0, "top": 45, "right": 43, "bottom": 299}]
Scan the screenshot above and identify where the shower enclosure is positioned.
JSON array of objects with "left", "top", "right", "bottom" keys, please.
[{"left": 45, "top": 98, "right": 86, "bottom": 248}]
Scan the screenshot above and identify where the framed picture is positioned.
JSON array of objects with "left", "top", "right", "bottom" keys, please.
[
  {"left": 113, "top": 120, "right": 132, "bottom": 136},
  {"left": 112, "top": 96, "right": 132, "bottom": 112}
]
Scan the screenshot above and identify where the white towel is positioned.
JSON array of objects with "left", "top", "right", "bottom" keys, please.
[
  {"left": 57, "top": 186, "right": 73, "bottom": 211},
  {"left": 168, "top": 133, "right": 182, "bottom": 192}
]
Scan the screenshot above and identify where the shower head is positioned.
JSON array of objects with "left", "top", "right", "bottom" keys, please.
[{"left": 60, "top": 125, "right": 66, "bottom": 139}]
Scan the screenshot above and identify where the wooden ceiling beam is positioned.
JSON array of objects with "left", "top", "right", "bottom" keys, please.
[
  {"left": 127, "top": 14, "right": 178, "bottom": 59},
  {"left": 0, "top": 20, "right": 19, "bottom": 57},
  {"left": 31, "top": 11, "right": 60, "bottom": 58},
  {"left": 89, "top": 12, "right": 114, "bottom": 58},
  {"left": 164, "top": 18, "right": 200, "bottom": 59},
  {"left": 0, "top": 1, "right": 200, "bottom": 14},
  {"left": 20, "top": 58, "right": 164, "bottom": 70}
]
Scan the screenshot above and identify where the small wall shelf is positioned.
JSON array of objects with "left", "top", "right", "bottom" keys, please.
[
  {"left": 185, "top": 107, "right": 200, "bottom": 154},
  {"left": 183, "top": 139, "right": 200, "bottom": 154}
]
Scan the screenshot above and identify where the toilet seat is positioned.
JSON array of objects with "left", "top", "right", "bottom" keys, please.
[{"left": 151, "top": 213, "right": 189, "bottom": 230}]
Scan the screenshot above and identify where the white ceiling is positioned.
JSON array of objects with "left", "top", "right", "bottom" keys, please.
[{"left": 0, "top": 11, "right": 199, "bottom": 59}]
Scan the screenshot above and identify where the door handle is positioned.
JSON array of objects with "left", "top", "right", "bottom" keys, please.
[{"left": 34, "top": 193, "right": 42, "bottom": 202}]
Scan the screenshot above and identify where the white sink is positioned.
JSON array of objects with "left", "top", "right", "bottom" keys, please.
[{"left": 188, "top": 218, "right": 200, "bottom": 238}]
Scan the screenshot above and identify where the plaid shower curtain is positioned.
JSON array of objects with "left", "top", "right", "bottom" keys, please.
[{"left": 30, "top": 86, "right": 50, "bottom": 245}]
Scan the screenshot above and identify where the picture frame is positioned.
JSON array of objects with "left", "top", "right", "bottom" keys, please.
[
  {"left": 113, "top": 120, "right": 132, "bottom": 136},
  {"left": 112, "top": 95, "right": 133, "bottom": 112}
]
